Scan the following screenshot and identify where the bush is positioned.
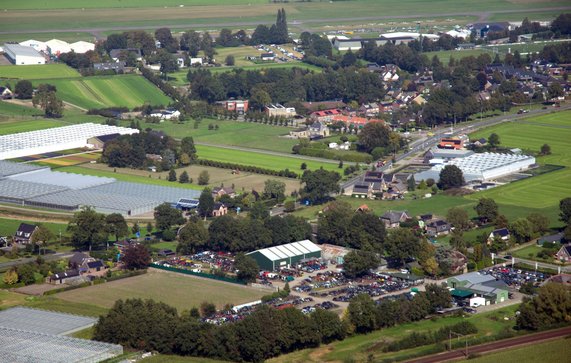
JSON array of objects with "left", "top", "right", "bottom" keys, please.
[{"left": 161, "top": 229, "right": 176, "bottom": 241}]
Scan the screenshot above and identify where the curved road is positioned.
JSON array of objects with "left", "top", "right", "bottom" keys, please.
[
  {"left": 405, "top": 325, "right": 571, "bottom": 363},
  {"left": 1, "top": 6, "right": 571, "bottom": 39}
]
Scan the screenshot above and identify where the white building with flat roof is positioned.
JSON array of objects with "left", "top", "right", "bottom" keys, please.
[
  {"left": 415, "top": 152, "right": 536, "bottom": 183},
  {"left": 3, "top": 44, "right": 45, "bottom": 65}
]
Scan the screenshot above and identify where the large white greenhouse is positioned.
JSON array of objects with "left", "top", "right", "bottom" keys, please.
[{"left": 0, "top": 123, "right": 139, "bottom": 160}]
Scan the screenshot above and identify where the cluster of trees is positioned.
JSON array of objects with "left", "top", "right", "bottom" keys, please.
[
  {"left": 300, "top": 168, "right": 341, "bottom": 204},
  {"left": 486, "top": 17, "right": 550, "bottom": 42},
  {"left": 104, "top": 30, "right": 156, "bottom": 55},
  {"left": 347, "top": 285, "right": 451, "bottom": 333},
  {"left": 187, "top": 66, "right": 386, "bottom": 105},
  {"left": 250, "top": 8, "right": 289, "bottom": 45},
  {"left": 299, "top": 31, "right": 333, "bottom": 58},
  {"left": 360, "top": 40, "right": 428, "bottom": 73},
  {"left": 438, "top": 165, "right": 465, "bottom": 189},
  {"left": 140, "top": 67, "right": 181, "bottom": 101},
  {"left": 560, "top": 197, "right": 571, "bottom": 241},
  {"left": 94, "top": 298, "right": 345, "bottom": 362},
  {"left": 19, "top": 83, "right": 63, "bottom": 118},
  {"left": 384, "top": 321, "right": 477, "bottom": 352},
  {"left": 357, "top": 121, "right": 403, "bottom": 155},
  {"left": 540, "top": 41, "right": 571, "bottom": 64},
  {"left": 3, "top": 257, "right": 67, "bottom": 286},
  {"left": 67, "top": 206, "right": 130, "bottom": 251},
  {"left": 178, "top": 212, "right": 312, "bottom": 254},
  {"left": 102, "top": 132, "right": 197, "bottom": 171},
  {"left": 517, "top": 283, "right": 571, "bottom": 330}
]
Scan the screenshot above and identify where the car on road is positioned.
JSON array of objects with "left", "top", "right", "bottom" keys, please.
[{"left": 503, "top": 255, "right": 512, "bottom": 260}]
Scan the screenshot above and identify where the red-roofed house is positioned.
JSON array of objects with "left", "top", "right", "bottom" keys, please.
[
  {"left": 331, "top": 115, "right": 384, "bottom": 127},
  {"left": 309, "top": 109, "right": 343, "bottom": 123}
]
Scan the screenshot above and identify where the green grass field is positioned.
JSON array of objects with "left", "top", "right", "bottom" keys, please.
[
  {"left": 0, "top": 217, "right": 66, "bottom": 237},
  {"left": 32, "top": 75, "right": 172, "bottom": 109},
  {"left": 56, "top": 269, "right": 267, "bottom": 311},
  {"left": 0, "top": 119, "right": 64, "bottom": 135},
  {"left": 424, "top": 49, "right": 494, "bottom": 63},
  {"left": 132, "top": 119, "right": 298, "bottom": 153},
  {"left": 0, "top": 64, "right": 81, "bottom": 80},
  {"left": 468, "top": 337, "right": 571, "bottom": 363},
  {"left": 196, "top": 144, "right": 340, "bottom": 173},
  {"left": 0, "top": 101, "right": 43, "bottom": 117},
  {"left": 466, "top": 112, "right": 571, "bottom": 213}
]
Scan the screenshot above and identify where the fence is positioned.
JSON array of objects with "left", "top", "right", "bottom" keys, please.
[{"left": 150, "top": 263, "right": 246, "bottom": 285}]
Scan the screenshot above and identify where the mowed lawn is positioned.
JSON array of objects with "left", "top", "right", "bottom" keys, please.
[
  {"left": 466, "top": 113, "right": 571, "bottom": 210},
  {"left": 0, "top": 100, "right": 43, "bottom": 117},
  {"left": 196, "top": 144, "right": 340, "bottom": 173},
  {"left": 467, "top": 338, "right": 571, "bottom": 363},
  {"left": 56, "top": 269, "right": 267, "bottom": 311},
  {"left": 0, "top": 64, "right": 80, "bottom": 80},
  {"left": 33, "top": 75, "right": 172, "bottom": 109}
]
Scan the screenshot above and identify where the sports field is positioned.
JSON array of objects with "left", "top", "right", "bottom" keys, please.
[
  {"left": 32, "top": 75, "right": 171, "bottom": 109},
  {"left": 196, "top": 144, "right": 340, "bottom": 173},
  {"left": 56, "top": 269, "right": 267, "bottom": 311},
  {"left": 466, "top": 112, "right": 571, "bottom": 212},
  {"left": 0, "top": 64, "right": 81, "bottom": 80}
]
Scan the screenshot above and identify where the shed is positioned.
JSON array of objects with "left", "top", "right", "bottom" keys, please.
[{"left": 246, "top": 240, "right": 322, "bottom": 271}]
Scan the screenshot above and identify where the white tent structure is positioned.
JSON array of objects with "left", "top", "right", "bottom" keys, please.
[
  {"left": 19, "top": 39, "right": 48, "bottom": 53},
  {"left": 46, "top": 39, "right": 72, "bottom": 56},
  {"left": 70, "top": 41, "right": 95, "bottom": 54}
]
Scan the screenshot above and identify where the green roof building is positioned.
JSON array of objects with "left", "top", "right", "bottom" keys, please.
[{"left": 246, "top": 240, "right": 322, "bottom": 271}]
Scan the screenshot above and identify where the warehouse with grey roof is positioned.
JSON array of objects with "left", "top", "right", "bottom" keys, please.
[{"left": 247, "top": 240, "right": 322, "bottom": 271}]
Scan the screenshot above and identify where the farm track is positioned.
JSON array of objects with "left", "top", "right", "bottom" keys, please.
[{"left": 1, "top": 6, "right": 570, "bottom": 38}]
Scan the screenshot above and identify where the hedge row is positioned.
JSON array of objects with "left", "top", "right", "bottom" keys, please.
[
  {"left": 298, "top": 147, "right": 372, "bottom": 163},
  {"left": 196, "top": 159, "right": 299, "bottom": 179},
  {"left": 384, "top": 321, "right": 477, "bottom": 352},
  {"left": 140, "top": 67, "right": 180, "bottom": 101}
]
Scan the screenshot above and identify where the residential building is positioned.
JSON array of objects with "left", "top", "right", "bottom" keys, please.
[
  {"left": 0, "top": 86, "right": 12, "bottom": 99},
  {"left": 212, "top": 187, "right": 235, "bottom": 199},
  {"left": 426, "top": 220, "right": 451, "bottom": 237},
  {"left": 3, "top": 44, "right": 45, "bottom": 65},
  {"left": 555, "top": 245, "right": 571, "bottom": 262},
  {"left": 537, "top": 232, "right": 564, "bottom": 246},
  {"left": 266, "top": 104, "right": 296, "bottom": 118},
  {"left": 351, "top": 183, "right": 372, "bottom": 199},
  {"left": 308, "top": 121, "right": 330, "bottom": 138},
  {"left": 289, "top": 128, "right": 310, "bottom": 138},
  {"left": 212, "top": 203, "right": 228, "bottom": 217},
  {"left": 13, "top": 223, "right": 38, "bottom": 244},
  {"left": 47, "top": 269, "right": 81, "bottom": 285},
  {"left": 69, "top": 252, "right": 91, "bottom": 269},
  {"left": 94, "top": 62, "right": 125, "bottom": 72},
  {"left": 309, "top": 109, "right": 343, "bottom": 123},
  {"left": 380, "top": 210, "right": 410, "bottom": 228},
  {"left": 110, "top": 48, "right": 142, "bottom": 62},
  {"left": 488, "top": 228, "right": 510, "bottom": 244},
  {"left": 223, "top": 100, "right": 249, "bottom": 114}
]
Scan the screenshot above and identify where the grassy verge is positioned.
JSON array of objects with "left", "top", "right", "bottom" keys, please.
[{"left": 467, "top": 337, "right": 571, "bottom": 363}]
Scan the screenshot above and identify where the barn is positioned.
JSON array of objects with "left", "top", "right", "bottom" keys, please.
[
  {"left": 246, "top": 240, "right": 322, "bottom": 271},
  {"left": 3, "top": 44, "right": 45, "bottom": 65}
]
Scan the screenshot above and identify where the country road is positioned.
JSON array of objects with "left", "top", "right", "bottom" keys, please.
[
  {"left": 1, "top": 6, "right": 570, "bottom": 38},
  {"left": 405, "top": 325, "right": 571, "bottom": 363}
]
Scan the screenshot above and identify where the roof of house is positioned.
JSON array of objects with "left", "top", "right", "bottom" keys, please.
[
  {"left": 380, "top": 210, "right": 409, "bottom": 223},
  {"left": 428, "top": 220, "right": 450, "bottom": 228},
  {"left": 16, "top": 223, "right": 37, "bottom": 235},
  {"left": 86, "top": 260, "right": 104, "bottom": 269},
  {"left": 491, "top": 228, "right": 510, "bottom": 237},
  {"left": 538, "top": 232, "right": 563, "bottom": 244},
  {"left": 51, "top": 269, "right": 80, "bottom": 280},
  {"left": 69, "top": 252, "right": 90, "bottom": 266},
  {"left": 353, "top": 184, "right": 370, "bottom": 193},
  {"left": 109, "top": 48, "right": 142, "bottom": 59},
  {"left": 213, "top": 202, "right": 227, "bottom": 209},
  {"left": 559, "top": 245, "right": 571, "bottom": 256}
]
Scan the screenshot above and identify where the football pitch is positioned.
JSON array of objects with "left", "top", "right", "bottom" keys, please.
[{"left": 56, "top": 269, "right": 267, "bottom": 311}]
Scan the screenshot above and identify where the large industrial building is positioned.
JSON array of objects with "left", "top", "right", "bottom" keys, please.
[
  {"left": 0, "top": 123, "right": 139, "bottom": 160},
  {"left": 0, "top": 307, "right": 123, "bottom": 363},
  {"left": 3, "top": 43, "right": 46, "bottom": 65},
  {"left": 415, "top": 152, "right": 536, "bottom": 183},
  {"left": 247, "top": 240, "right": 322, "bottom": 271}
]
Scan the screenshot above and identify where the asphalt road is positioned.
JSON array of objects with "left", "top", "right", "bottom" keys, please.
[
  {"left": 0, "top": 252, "right": 74, "bottom": 271},
  {"left": 405, "top": 325, "right": 571, "bottom": 363},
  {"left": 340, "top": 104, "right": 571, "bottom": 192},
  {"left": 2, "top": 6, "right": 571, "bottom": 38}
]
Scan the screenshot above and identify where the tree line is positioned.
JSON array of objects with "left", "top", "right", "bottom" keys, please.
[{"left": 94, "top": 298, "right": 345, "bottom": 363}]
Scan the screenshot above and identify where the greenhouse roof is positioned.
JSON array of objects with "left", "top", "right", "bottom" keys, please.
[{"left": 0, "top": 307, "right": 96, "bottom": 336}]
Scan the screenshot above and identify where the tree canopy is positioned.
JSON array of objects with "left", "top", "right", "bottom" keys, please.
[
  {"left": 438, "top": 165, "right": 465, "bottom": 189},
  {"left": 301, "top": 168, "right": 341, "bottom": 204}
]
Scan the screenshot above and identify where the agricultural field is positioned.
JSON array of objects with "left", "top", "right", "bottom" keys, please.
[
  {"left": 2, "top": 0, "right": 564, "bottom": 33},
  {"left": 31, "top": 75, "right": 172, "bottom": 110},
  {"left": 0, "top": 217, "right": 66, "bottom": 237},
  {"left": 195, "top": 144, "right": 340, "bottom": 173},
  {"left": 0, "top": 64, "right": 81, "bottom": 80},
  {"left": 0, "top": 100, "right": 43, "bottom": 118},
  {"left": 482, "top": 39, "right": 571, "bottom": 55},
  {"left": 26, "top": 152, "right": 100, "bottom": 167},
  {"left": 75, "top": 161, "right": 301, "bottom": 195},
  {"left": 0, "top": 119, "right": 63, "bottom": 135},
  {"left": 468, "top": 338, "right": 571, "bottom": 363},
  {"left": 466, "top": 112, "right": 571, "bottom": 217},
  {"left": 56, "top": 269, "right": 268, "bottom": 311},
  {"left": 269, "top": 305, "right": 520, "bottom": 363},
  {"left": 135, "top": 118, "right": 298, "bottom": 153}
]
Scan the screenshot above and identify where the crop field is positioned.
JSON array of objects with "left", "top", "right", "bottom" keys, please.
[
  {"left": 31, "top": 75, "right": 171, "bottom": 109},
  {"left": 196, "top": 144, "right": 340, "bottom": 173},
  {"left": 56, "top": 269, "right": 268, "bottom": 311},
  {"left": 0, "top": 64, "right": 81, "bottom": 80},
  {"left": 0, "top": 101, "right": 43, "bottom": 117},
  {"left": 2, "top": 0, "right": 565, "bottom": 32},
  {"left": 0, "top": 119, "right": 64, "bottom": 135},
  {"left": 466, "top": 113, "right": 571, "bottom": 214},
  {"left": 25, "top": 152, "right": 100, "bottom": 167},
  {"left": 0, "top": 217, "right": 66, "bottom": 238}
]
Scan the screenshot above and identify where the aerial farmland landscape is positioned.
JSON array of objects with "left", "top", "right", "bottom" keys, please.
[{"left": 0, "top": 1, "right": 570, "bottom": 362}]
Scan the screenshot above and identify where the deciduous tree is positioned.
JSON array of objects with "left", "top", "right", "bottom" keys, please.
[
  {"left": 67, "top": 206, "right": 108, "bottom": 251},
  {"left": 122, "top": 244, "right": 151, "bottom": 269},
  {"left": 154, "top": 203, "right": 185, "bottom": 231}
]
